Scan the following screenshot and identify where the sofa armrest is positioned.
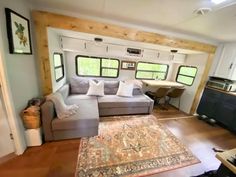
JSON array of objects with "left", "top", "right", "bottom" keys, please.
[
  {"left": 41, "top": 100, "right": 56, "bottom": 141},
  {"left": 57, "top": 84, "right": 70, "bottom": 100},
  {"left": 143, "top": 94, "right": 154, "bottom": 114}
]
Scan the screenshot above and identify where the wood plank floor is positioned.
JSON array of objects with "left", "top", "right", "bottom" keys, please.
[
  {"left": 0, "top": 106, "right": 236, "bottom": 177},
  {"left": 152, "top": 104, "right": 191, "bottom": 120}
]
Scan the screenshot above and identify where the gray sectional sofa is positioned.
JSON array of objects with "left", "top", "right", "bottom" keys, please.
[{"left": 41, "top": 78, "right": 154, "bottom": 141}]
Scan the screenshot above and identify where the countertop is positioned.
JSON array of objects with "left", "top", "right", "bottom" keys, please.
[
  {"left": 216, "top": 148, "right": 236, "bottom": 174},
  {"left": 206, "top": 86, "right": 236, "bottom": 97}
]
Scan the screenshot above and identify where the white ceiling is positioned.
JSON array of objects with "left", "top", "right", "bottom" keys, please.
[{"left": 28, "top": 0, "right": 236, "bottom": 43}]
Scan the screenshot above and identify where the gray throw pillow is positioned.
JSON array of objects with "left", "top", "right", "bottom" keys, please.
[
  {"left": 104, "top": 81, "right": 119, "bottom": 95},
  {"left": 133, "top": 87, "right": 143, "bottom": 95},
  {"left": 70, "top": 77, "right": 89, "bottom": 94}
]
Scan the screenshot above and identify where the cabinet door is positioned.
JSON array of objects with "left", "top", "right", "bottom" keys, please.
[
  {"left": 230, "top": 60, "right": 236, "bottom": 80},
  {"left": 215, "top": 93, "right": 236, "bottom": 130},
  {"left": 214, "top": 44, "right": 236, "bottom": 79},
  {"left": 197, "top": 88, "right": 221, "bottom": 118},
  {"left": 197, "top": 98, "right": 219, "bottom": 118},
  {"left": 172, "top": 53, "right": 186, "bottom": 63},
  {"left": 216, "top": 103, "right": 236, "bottom": 130}
]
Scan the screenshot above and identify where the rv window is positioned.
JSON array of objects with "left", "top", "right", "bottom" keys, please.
[
  {"left": 76, "top": 55, "right": 119, "bottom": 78},
  {"left": 135, "top": 62, "right": 169, "bottom": 80},
  {"left": 176, "top": 65, "right": 197, "bottom": 86},
  {"left": 53, "top": 53, "right": 64, "bottom": 82}
]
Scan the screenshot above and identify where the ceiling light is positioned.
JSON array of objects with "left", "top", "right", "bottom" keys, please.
[{"left": 211, "top": 0, "right": 227, "bottom": 4}]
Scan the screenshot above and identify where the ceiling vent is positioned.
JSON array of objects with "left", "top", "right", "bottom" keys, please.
[
  {"left": 194, "top": 7, "right": 212, "bottom": 15},
  {"left": 126, "top": 48, "right": 143, "bottom": 57}
]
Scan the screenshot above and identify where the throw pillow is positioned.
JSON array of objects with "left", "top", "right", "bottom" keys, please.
[
  {"left": 87, "top": 80, "right": 104, "bottom": 96},
  {"left": 104, "top": 80, "right": 119, "bottom": 95},
  {"left": 116, "top": 81, "right": 134, "bottom": 97},
  {"left": 70, "top": 77, "right": 89, "bottom": 94}
]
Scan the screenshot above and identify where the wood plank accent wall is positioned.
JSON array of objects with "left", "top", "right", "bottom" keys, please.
[{"left": 32, "top": 10, "right": 216, "bottom": 113}]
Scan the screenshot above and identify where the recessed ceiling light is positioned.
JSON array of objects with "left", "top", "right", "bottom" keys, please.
[{"left": 211, "top": 0, "right": 227, "bottom": 4}]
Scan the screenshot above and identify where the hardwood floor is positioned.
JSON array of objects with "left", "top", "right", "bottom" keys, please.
[
  {"left": 0, "top": 106, "right": 236, "bottom": 177},
  {"left": 152, "top": 104, "right": 191, "bottom": 120}
]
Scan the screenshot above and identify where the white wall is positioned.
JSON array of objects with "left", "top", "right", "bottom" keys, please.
[
  {"left": 65, "top": 51, "right": 174, "bottom": 82},
  {"left": 48, "top": 29, "right": 66, "bottom": 92},
  {"left": 170, "top": 53, "right": 208, "bottom": 113},
  {"left": 0, "top": 0, "right": 40, "bottom": 154}
]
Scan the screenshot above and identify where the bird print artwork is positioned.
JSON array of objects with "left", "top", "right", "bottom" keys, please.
[{"left": 14, "top": 22, "right": 28, "bottom": 46}]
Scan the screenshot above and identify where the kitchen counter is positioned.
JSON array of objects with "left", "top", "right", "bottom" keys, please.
[{"left": 206, "top": 86, "right": 236, "bottom": 97}]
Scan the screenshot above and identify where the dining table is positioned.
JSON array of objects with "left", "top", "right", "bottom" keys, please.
[{"left": 142, "top": 80, "right": 184, "bottom": 88}]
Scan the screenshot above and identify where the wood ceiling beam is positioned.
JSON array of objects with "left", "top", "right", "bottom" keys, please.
[{"left": 33, "top": 11, "right": 216, "bottom": 54}]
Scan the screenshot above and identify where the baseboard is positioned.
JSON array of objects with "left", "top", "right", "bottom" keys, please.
[{"left": 0, "top": 152, "right": 16, "bottom": 165}]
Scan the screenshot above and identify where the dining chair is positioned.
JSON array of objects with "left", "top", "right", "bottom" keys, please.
[
  {"left": 146, "top": 87, "right": 171, "bottom": 108},
  {"left": 166, "top": 87, "right": 185, "bottom": 110}
]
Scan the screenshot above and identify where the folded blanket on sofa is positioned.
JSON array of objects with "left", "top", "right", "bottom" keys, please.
[{"left": 47, "top": 92, "right": 79, "bottom": 119}]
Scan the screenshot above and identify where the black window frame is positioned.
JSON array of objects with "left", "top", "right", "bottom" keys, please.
[
  {"left": 176, "top": 65, "right": 198, "bottom": 86},
  {"left": 53, "top": 53, "right": 64, "bottom": 82},
  {"left": 135, "top": 61, "right": 169, "bottom": 80},
  {"left": 75, "top": 55, "right": 120, "bottom": 78}
]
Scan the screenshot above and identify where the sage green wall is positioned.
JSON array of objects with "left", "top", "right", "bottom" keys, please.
[{"left": 0, "top": 0, "right": 41, "bottom": 154}]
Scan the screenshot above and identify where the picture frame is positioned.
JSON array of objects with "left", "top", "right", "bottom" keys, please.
[
  {"left": 121, "top": 61, "right": 136, "bottom": 70},
  {"left": 5, "top": 8, "right": 32, "bottom": 54}
]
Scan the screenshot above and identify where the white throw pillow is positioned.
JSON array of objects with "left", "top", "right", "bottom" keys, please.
[
  {"left": 87, "top": 80, "right": 104, "bottom": 96},
  {"left": 116, "top": 81, "right": 134, "bottom": 97}
]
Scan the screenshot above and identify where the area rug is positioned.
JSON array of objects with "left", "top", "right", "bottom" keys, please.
[{"left": 75, "top": 115, "right": 200, "bottom": 177}]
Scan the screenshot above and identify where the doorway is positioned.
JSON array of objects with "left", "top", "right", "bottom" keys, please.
[{"left": 0, "top": 86, "right": 15, "bottom": 157}]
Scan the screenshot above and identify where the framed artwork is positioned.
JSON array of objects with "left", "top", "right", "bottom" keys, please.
[
  {"left": 121, "top": 61, "right": 136, "bottom": 70},
  {"left": 5, "top": 8, "right": 32, "bottom": 54}
]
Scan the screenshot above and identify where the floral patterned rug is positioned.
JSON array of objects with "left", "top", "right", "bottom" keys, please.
[{"left": 76, "top": 115, "right": 200, "bottom": 177}]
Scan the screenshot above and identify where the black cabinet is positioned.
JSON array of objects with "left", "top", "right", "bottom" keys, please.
[
  {"left": 197, "top": 88, "right": 221, "bottom": 118},
  {"left": 197, "top": 87, "right": 236, "bottom": 131}
]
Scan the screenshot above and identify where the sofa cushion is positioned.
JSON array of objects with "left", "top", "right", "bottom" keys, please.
[
  {"left": 65, "top": 95, "right": 97, "bottom": 105},
  {"left": 104, "top": 80, "right": 119, "bottom": 95},
  {"left": 52, "top": 98, "right": 99, "bottom": 131},
  {"left": 70, "top": 77, "right": 89, "bottom": 94},
  {"left": 133, "top": 87, "right": 143, "bottom": 95},
  {"left": 57, "top": 84, "right": 69, "bottom": 100},
  {"left": 98, "top": 95, "right": 151, "bottom": 108},
  {"left": 52, "top": 113, "right": 99, "bottom": 131}
]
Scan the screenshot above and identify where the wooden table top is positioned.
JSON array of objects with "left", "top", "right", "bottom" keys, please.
[
  {"left": 142, "top": 80, "right": 184, "bottom": 88},
  {"left": 216, "top": 148, "right": 236, "bottom": 174}
]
